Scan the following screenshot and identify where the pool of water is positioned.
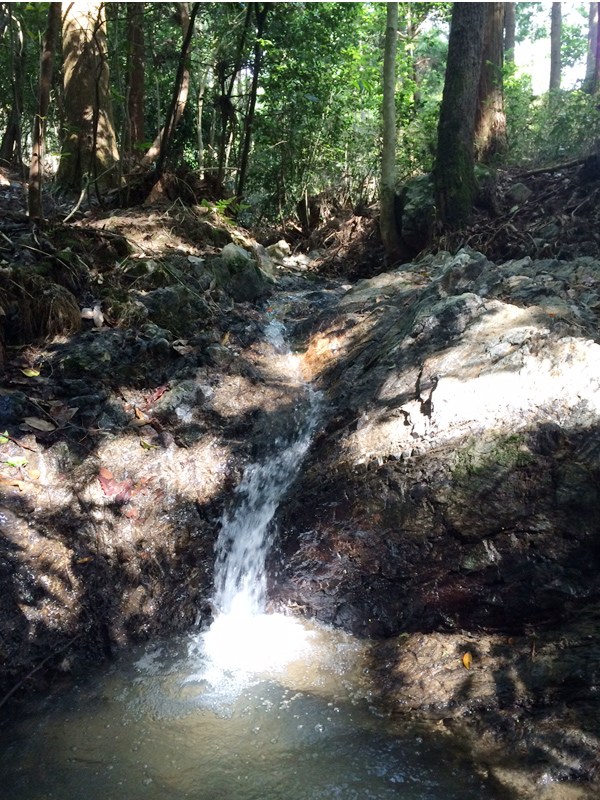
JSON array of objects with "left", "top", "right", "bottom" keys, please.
[{"left": 0, "top": 615, "right": 498, "bottom": 800}]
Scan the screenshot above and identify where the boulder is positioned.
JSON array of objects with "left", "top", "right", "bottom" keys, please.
[
  {"left": 209, "top": 245, "right": 274, "bottom": 303},
  {"left": 506, "top": 182, "right": 532, "bottom": 204}
]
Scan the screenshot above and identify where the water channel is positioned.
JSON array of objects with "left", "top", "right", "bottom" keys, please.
[{"left": 0, "top": 316, "right": 498, "bottom": 799}]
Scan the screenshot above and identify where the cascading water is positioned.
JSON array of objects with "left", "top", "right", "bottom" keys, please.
[
  {"left": 197, "top": 317, "right": 322, "bottom": 684},
  {"left": 212, "top": 327, "right": 319, "bottom": 618},
  {"left": 0, "top": 308, "right": 498, "bottom": 800}
]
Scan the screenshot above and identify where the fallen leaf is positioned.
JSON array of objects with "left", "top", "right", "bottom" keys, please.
[
  {"left": 0, "top": 473, "right": 25, "bottom": 491},
  {"left": 124, "top": 507, "right": 138, "bottom": 519},
  {"left": 0, "top": 430, "right": 8, "bottom": 444},
  {"left": 27, "top": 469, "right": 41, "bottom": 480},
  {"left": 145, "top": 385, "right": 169, "bottom": 405},
  {"left": 462, "top": 651, "right": 473, "bottom": 670},
  {"left": 134, "top": 406, "right": 148, "bottom": 420},
  {"left": 23, "top": 417, "right": 56, "bottom": 432},
  {"left": 77, "top": 556, "right": 93, "bottom": 563},
  {"left": 99, "top": 467, "right": 113, "bottom": 479},
  {"left": 140, "top": 440, "right": 158, "bottom": 450},
  {"left": 98, "top": 473, "right": 134, "bottom": 502},
  {"left": 21, "top": 368, "right": 40, "bottom": 377},
  {"left": 221, "top": 331, "right": 230, "bottom": 345}
]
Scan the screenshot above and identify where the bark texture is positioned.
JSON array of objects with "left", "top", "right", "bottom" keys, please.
[
  {"left": 28, "top": 2, "right": 61, "bottom": 220},
  {"left": 124, "top": 3, "right": 145, "bottom": 161},
  {"left": 56, "top": 1, "right": 119, "bottom": 191},
  {"left": 380, "top": 2, "right": 403, "bottom": 259},
  {"left": 0, "top": 9, "right": 25, "bottom": 167},
  {"left": 474, "top": 2, "right": 507, "bottom": 163},
  {"left": 139, "top": 2, "right": 196, "bottom": 170},
  {"left": 549, "top": 2, "right": 562, "bottom": 91},
  {"left": 503, "top": 2, "right": 515, "bottom": 62},
  {"left": 434, "top": 2, "right": 486, "bottom": 229},
  {"left": 237, "top": 3, "right": 270, "bottom": 200}
]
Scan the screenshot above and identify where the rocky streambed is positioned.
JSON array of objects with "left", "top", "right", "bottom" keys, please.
[
  {"left": 2, "top": 236, "right": 600, "bottom": 797},
  {"left": 272, "top": 248, "right": 600, "bottom": 798}
]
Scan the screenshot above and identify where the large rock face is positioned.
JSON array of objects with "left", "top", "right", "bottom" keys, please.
[{"left": 273, "top": 249, "right": 600, "bottom": 637}]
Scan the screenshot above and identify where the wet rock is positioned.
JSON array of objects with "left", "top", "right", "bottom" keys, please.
[
  {"left": 274, "top": 248, "right": 600, "bottom": 638},
  {"left": 151, "top": 380, "right": 205, "bottom": 422}
]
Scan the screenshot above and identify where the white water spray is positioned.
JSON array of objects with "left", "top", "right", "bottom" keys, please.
[{"left": 197, "top": 318, "right": 321, "bottom": 685}]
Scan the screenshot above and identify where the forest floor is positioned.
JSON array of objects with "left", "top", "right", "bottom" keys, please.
[{"left": 1, "top": 160, "right": 600, "bottom": 798}]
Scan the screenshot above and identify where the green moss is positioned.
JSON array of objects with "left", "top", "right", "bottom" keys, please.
[{"left": 451, "top": 433, "right": 534, "bottom": 481}]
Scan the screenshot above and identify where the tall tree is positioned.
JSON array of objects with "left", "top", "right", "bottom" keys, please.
[
  {"left": 549, "top": 2, "right": 562, "bottom": 90},
  {"left": 56, "top": 1, "right": 119, "bottom": 191},
  {"left": 434, "top": 2, "right": 486, "bottom": 229},
  {"left": 380, "top": 2, "right": 403, "bottom": 259},
  {"left": 504, "top": 2, "right": 516, "bottom": 63},
  {"left": 237, "top": 3, "right": 270, "bottom": 200},
  {"left": 585, "top": 2, "right": 600, "bottom": 93},
  {"left": 0, "top": 7, "right": 25, "bottom": 167},
  {"left": 124, "top": 3, "right": 145, "bottom": 163},
  {"left": 28, "top": 2, "right": 61, "bottom": 221},
  {"left": 153, "top": 2, "right": 200, "bottom": 181},
  {"left": 138, "top": 2, "right": 196, "bottom": 170},
  {"left": 474, "top": 2, "right": 507, "bottom": 162}
]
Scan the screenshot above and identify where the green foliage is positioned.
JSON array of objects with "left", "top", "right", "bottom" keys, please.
[
  {"left": 200, "top": 196, "right": 249, "bottom": 218},
  {"left": 505, "top": 60, "right": 600, "bottom": 165}
]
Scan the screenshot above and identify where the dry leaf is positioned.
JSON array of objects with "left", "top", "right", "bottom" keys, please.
[
  {"left": 23, "top": 417, "right": 56, "bottom": 432},
  {"left": 0, "top": 473, "right": 25, "bottom": 491},
  {"left": 99, "top": 467, "right": 113, "bottom": 479},
  {"left": 27, "top": 469, "right": 41, "bottom": 480},
  {"left": 124, "top": 507, "right": 139, "bottom": 519},
  {"left": 462, "top": 651, "right": 473, "bottom": 670},
  {"left": 145, "top": 385, "right": 169, "bottom": 405},
  {"left": 98, "top": 472, "right": 134, "bottom": 502}
]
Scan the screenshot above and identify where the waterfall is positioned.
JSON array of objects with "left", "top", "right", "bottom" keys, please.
[{"left": 197, "top": 317, "right": 321, "bottom": 682}]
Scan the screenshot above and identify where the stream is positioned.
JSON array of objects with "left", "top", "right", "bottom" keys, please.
[{"left": 0, "top": 313, "right": 498, "bottom": 799}]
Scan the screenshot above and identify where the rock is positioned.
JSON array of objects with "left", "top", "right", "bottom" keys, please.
[
  {"left": 266, "top": 240, "right": 291, "bottom": 264},
  {"left": 221, "top": 242, "right": 254, "bottom": 268},
  {"left": 274, "top": 249, "right": 600, "bottom": 637},
  {"left": 0, "top": 391, "right": 29, "bottom": 423},
  {"left": 252, "top": 242, "right": 278, "bottom": 277},
  {"left": 209, "top": 250, "right": 274, "bottom": 304},
  {"left": 506, "top": 182, "right": 532, "bottom": 204},
  {"left": 151, "top": 380, "right": 205, "bottom": 420},
  {"left": 206, "top": 343, "right": 232, "bottom": 366}
]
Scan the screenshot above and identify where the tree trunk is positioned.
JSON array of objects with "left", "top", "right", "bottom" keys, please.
[
  {"left": 0, "top": 9, "right": 25, "bottom": 167},
  {"left": 380, "top": 2, "right": 403, "bottom": 259},
  {"left": 237, "top": 3, "right": 270, "bottom": 200},
  {"left": 216, "top": 4, "right": 253, "bottom": 193},
  {"left": 549, "top": 2, "right": 562, "bottom": 91},
  {"left": 434, "top": 2, "right": 486, "bottom": 229},
  {"left": 124, "top": 2, "right": 145, "bottom": 161},
  {"left": 504, "top": 3, "right": 516, "bottom": 63},
  {"left": 56, "top": 1, "right": 119, "bottom": 191},
  {"left": 593, "top": 3, "right": 600, "bottom": 93},
  {"left": 474, "top": 2, "right": 507, "bottom": 162},
  {"left": 138, "top": 2, "right": 196, "bottom": 170},
  {"left": 28, "top": 2, "right": 61, "bottom": 221},
  {"left": 153, "top": 3, "right": 200, "bottom": 181}
]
